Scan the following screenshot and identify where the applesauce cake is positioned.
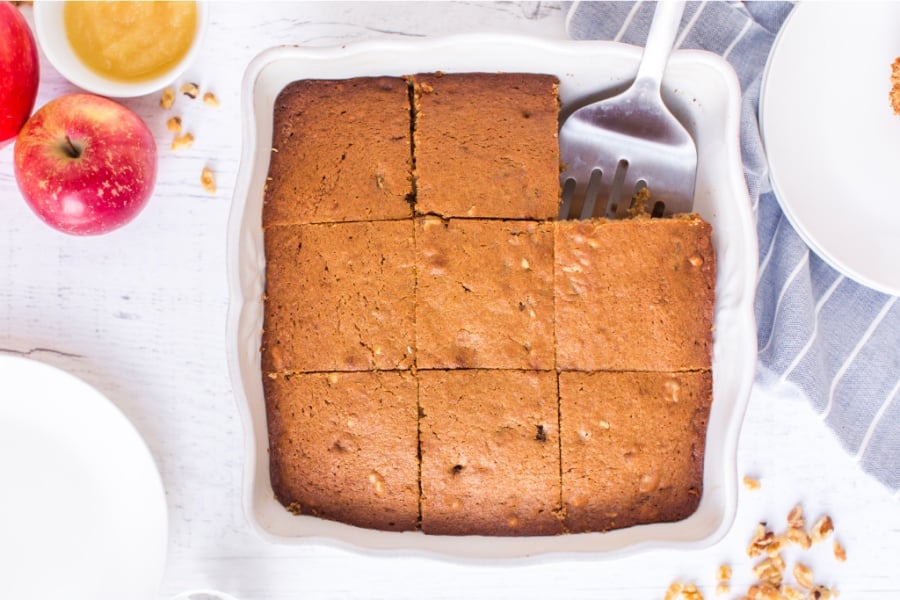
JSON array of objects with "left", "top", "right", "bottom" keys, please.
[{"left": 261, "top": 73, "right": 716, "bottom": 536}]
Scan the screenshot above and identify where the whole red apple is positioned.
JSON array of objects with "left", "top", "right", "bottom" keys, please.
[
  {"left": 0, "top": 2, "right": 40, "bottom": 148},
  {"left": 14, "top": 94, "right": 157, "bottom": 235}
]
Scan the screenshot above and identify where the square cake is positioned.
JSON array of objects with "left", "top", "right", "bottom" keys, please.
[
  {"left": 419, "top": 370, "right": 563, "bottom": 536},
  {"left": 411, "top": 72, "right": 560, "bottom": 219},
  {"left": 554, "top": 217, "right": 715, "bottom": 372},
  {"left": 415, "top": 216, "right": 555, "bottom": 370},
  {"left": 263, "top": 76, "right": 412, "bottom": 226},
  {"left": 262, "top": 220, "right": 415, "bottom": 373},
  {"left": 264, "top": 370, "right": 420, "bottom": 531},
  {"left": 259, "top": 72, "right": 718, "bottom": 537},
  {"left": 559, "top": 370, "right": 713, "bottom": 533}
]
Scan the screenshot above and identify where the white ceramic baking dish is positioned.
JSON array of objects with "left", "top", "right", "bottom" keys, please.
[{"left": 227, "top": 34, "right": 757, "bottom": 560}]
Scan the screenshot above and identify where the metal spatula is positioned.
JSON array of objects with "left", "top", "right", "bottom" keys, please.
[{"left": 559, "top": 1, "right": 696, "bottom": 220}]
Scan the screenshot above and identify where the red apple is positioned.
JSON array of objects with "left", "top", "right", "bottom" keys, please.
[
  {"left": 0, "top": 2, "right": 40, "bottom": 148},
  {"left": 14, "top": 94, "right": 157, "bottom": 235}
]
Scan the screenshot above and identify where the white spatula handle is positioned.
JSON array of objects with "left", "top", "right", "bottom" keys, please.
[{"left": 634, "top": 1, "right": 686, "bottom": 89}]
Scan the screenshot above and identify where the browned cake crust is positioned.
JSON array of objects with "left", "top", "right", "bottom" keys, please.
[
  {"left": 262, "top": 220, "right": 415, "bottom": 373},
  {"left": 260, "top": 72, "right": 718, "bottom": 537},
  {"left": 263, "top": 77, "right": 412, "bottom": 226},
  {"left": 559, "top": 370, "right": 712, "bottom": 533},
  {"left": 415, "top": 217, "right": 555, "bottom": 370},
  {"left": 419, "top": 370, "right": 564, "bottom": 536},
  {"left": 554, "top": 216, "right": 715, "bottom": 372},
  {"left": 265, "top": 370, "right": 419, "bottom": 531},
  {"left": 411, "top": 72, "right": 560, "bottom": 219}
]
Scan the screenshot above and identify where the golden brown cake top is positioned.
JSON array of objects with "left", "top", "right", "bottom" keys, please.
[
  {"left": 264, "top": 76, "right": 413, "bottom": 227},
  {"left": 412, "top": 72, "right": 561, "bottom": 220}
]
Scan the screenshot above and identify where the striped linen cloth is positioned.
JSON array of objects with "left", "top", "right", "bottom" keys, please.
[{"left": 564, "top": 1, "right": 900, "bottom": 497}]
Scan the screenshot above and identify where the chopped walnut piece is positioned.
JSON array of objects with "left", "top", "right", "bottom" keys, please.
[
  {"left": 664, "top": 582, "right": 683, "bottom": 600},
  {"left": 201, "top": 166, "right": 216, "bottom": 194},
  {"left": 890, "top": 57, "right": 900, "bottom": 115},
  {"left": 166, "top": 116, "right": 182, "bottom": 133},
  {"left": 833, "top": 540, "right": 847, "bottom": 562},
  {"left": 180, "top": 82, "right": 200, "bottom": 98},
  {"left": 811, "top": 515, "right": 834, "bottom": 543},
  {"left": 752, "top": 555, "right": 785, "bottom": 587},
  {"left": 786, "top": 526, "right": 812, "bottom": 549},
  {"left": 714, "top": 583, "right": 729, "bottom": 596},
  {"left": 787, "top": 503, "right": 806, "bottom": 529},
  {"left": 793, "top": 562, "right": 814, "bottom": 590},
  {"left": 743, "top": 475, "right": 761, "bottom": 490},
  {"left": 717, "top": 564, "right": 732, "bottom": 582},
  {"left": 681, "top": 583, "right": 704, "bottom": 600},
  {"left": 171, "top": 132, "right": 195, "bottom": 151},
  {"left": 160, "top": 86, "right": 176, "bottom": 109},
  {"left": 764, "top": 535, "right": 788, "bottom": 557},
  {"left": 747, "top": 522, "right": 775, "bottom": 557},
  {"left": 782, "top": 585, "right": 806, "bottom": 600},
  {"left": 810, "top": 585, "right": 836, "bottom": 599},
  {"left": 747, "top": 582, "right": 781, "bottom": 600},
  {"left": 203, "top": 91, "right": 220, "bottom": 107}
]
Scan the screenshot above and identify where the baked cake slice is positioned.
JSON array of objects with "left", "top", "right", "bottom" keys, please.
[
  {"left": 265, "top": 371, "right": 419, "bottom": 531},
  {"left": 419, "top": 369, "right": 563, "bottom": 536},
  {"left": 415, "top": 216, "right": 555, "bottom": 370},
  {"left": 262, "top": 220, "right": 415, "bottom": 373},
  {"left": 554, "top": 216, "right": 715, "bottom": 372},
  {"left": 264, "top": 76, "right": 412, "bottom": 226},
  {"left": 411, "top": 72, "right": 560, "bottom": 219},
  {"left": 559, "top": 370, "right": 712, "bottom": 533}
]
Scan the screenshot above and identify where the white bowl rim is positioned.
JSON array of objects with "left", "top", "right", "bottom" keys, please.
[{"left": 32, "top": 0, "right": 209, "bottom": 98}]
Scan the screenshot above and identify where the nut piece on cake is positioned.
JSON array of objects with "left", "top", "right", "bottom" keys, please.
[
  {"left": 262, "top": 220, "right": 415, "bottom": 373},
  {"left": 415, "top": 217, "right": 555, "bottom": 370},
  {"left": 554, "top": 217, "right": 715, "bottom": 372},
  {"left": 412, "top": 72, "right": 561, "bottom": 219},
  {"left": 419, "top": 370, "right": 563, "bottom": 536},
  {"left": 264, "top": 77, "right": 413, "bottom": 226},
  {"left": 265, "top": 371, "right": 419, "bottom": 531}
]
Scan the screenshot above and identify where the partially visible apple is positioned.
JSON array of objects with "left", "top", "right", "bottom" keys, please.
[
  {"left": 1, "top": 2, "right": 40, "bottom": 148},
  {"left": 14, "top": 94, "right": 157, "bottom": 235}
]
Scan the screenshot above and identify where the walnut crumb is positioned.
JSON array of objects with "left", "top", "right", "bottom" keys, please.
[
  {"left": 166, "top": 116, "right": 182, "bottom": 133},
  {"left": 180, "top": 82, "right": 200, "bottom": 99},
  {"left": 890, "top": 57, "right": 900, "bottom": 115},
  {"left": 160, "top": 86, "right": 176, "bottom": 109},
  {"left": 811, "top": 515, "right": 834, "bottom": 543},
  {"left": 171, "top": 132, "right": 195, "bottom": 151},
  {"left": 793, "top": 562, "right": 814, "bottom": 590},
  {"left": 201, "top": 166, "right": 216, "bottom": 194},
  {"left": 833, "top": 540, "right": 847, "bottom": 562},
  {"left": 203, "top": 91, "right": 220, "bottom": 107},
  {"left": 742, "top": 476, "right": 761, "bottom": 490}
]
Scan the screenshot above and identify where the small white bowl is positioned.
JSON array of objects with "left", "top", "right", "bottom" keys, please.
[{"left": 33, "top": 0, "right": 208, "bottom": 98}]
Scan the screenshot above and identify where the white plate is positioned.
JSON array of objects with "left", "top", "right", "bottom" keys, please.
[
  {"left": 760, "top": 2, "right": 900, "bottom": 296},
  {"left": 227, "top": 35, "right": 757, "bottom": 559},
  {"left": 0, "top": 356, "right": 168, "bottom": 600}
]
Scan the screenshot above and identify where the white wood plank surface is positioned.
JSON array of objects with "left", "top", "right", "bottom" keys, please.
[{"left": 1, "top": 3, "right": 897, "bottom": 599}]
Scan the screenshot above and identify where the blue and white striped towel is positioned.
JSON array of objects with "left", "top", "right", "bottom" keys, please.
[{"left": 565, "top": 1, "right": 900, "bottom": 497}]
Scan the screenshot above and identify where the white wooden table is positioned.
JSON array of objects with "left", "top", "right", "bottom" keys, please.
[{"left": 2, "top": 3, "right": 898, "bottom": 598}]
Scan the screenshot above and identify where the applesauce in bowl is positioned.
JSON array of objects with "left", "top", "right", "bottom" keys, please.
[{"left": 34, "top": 0, "right": 208, "bottom": 98}]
